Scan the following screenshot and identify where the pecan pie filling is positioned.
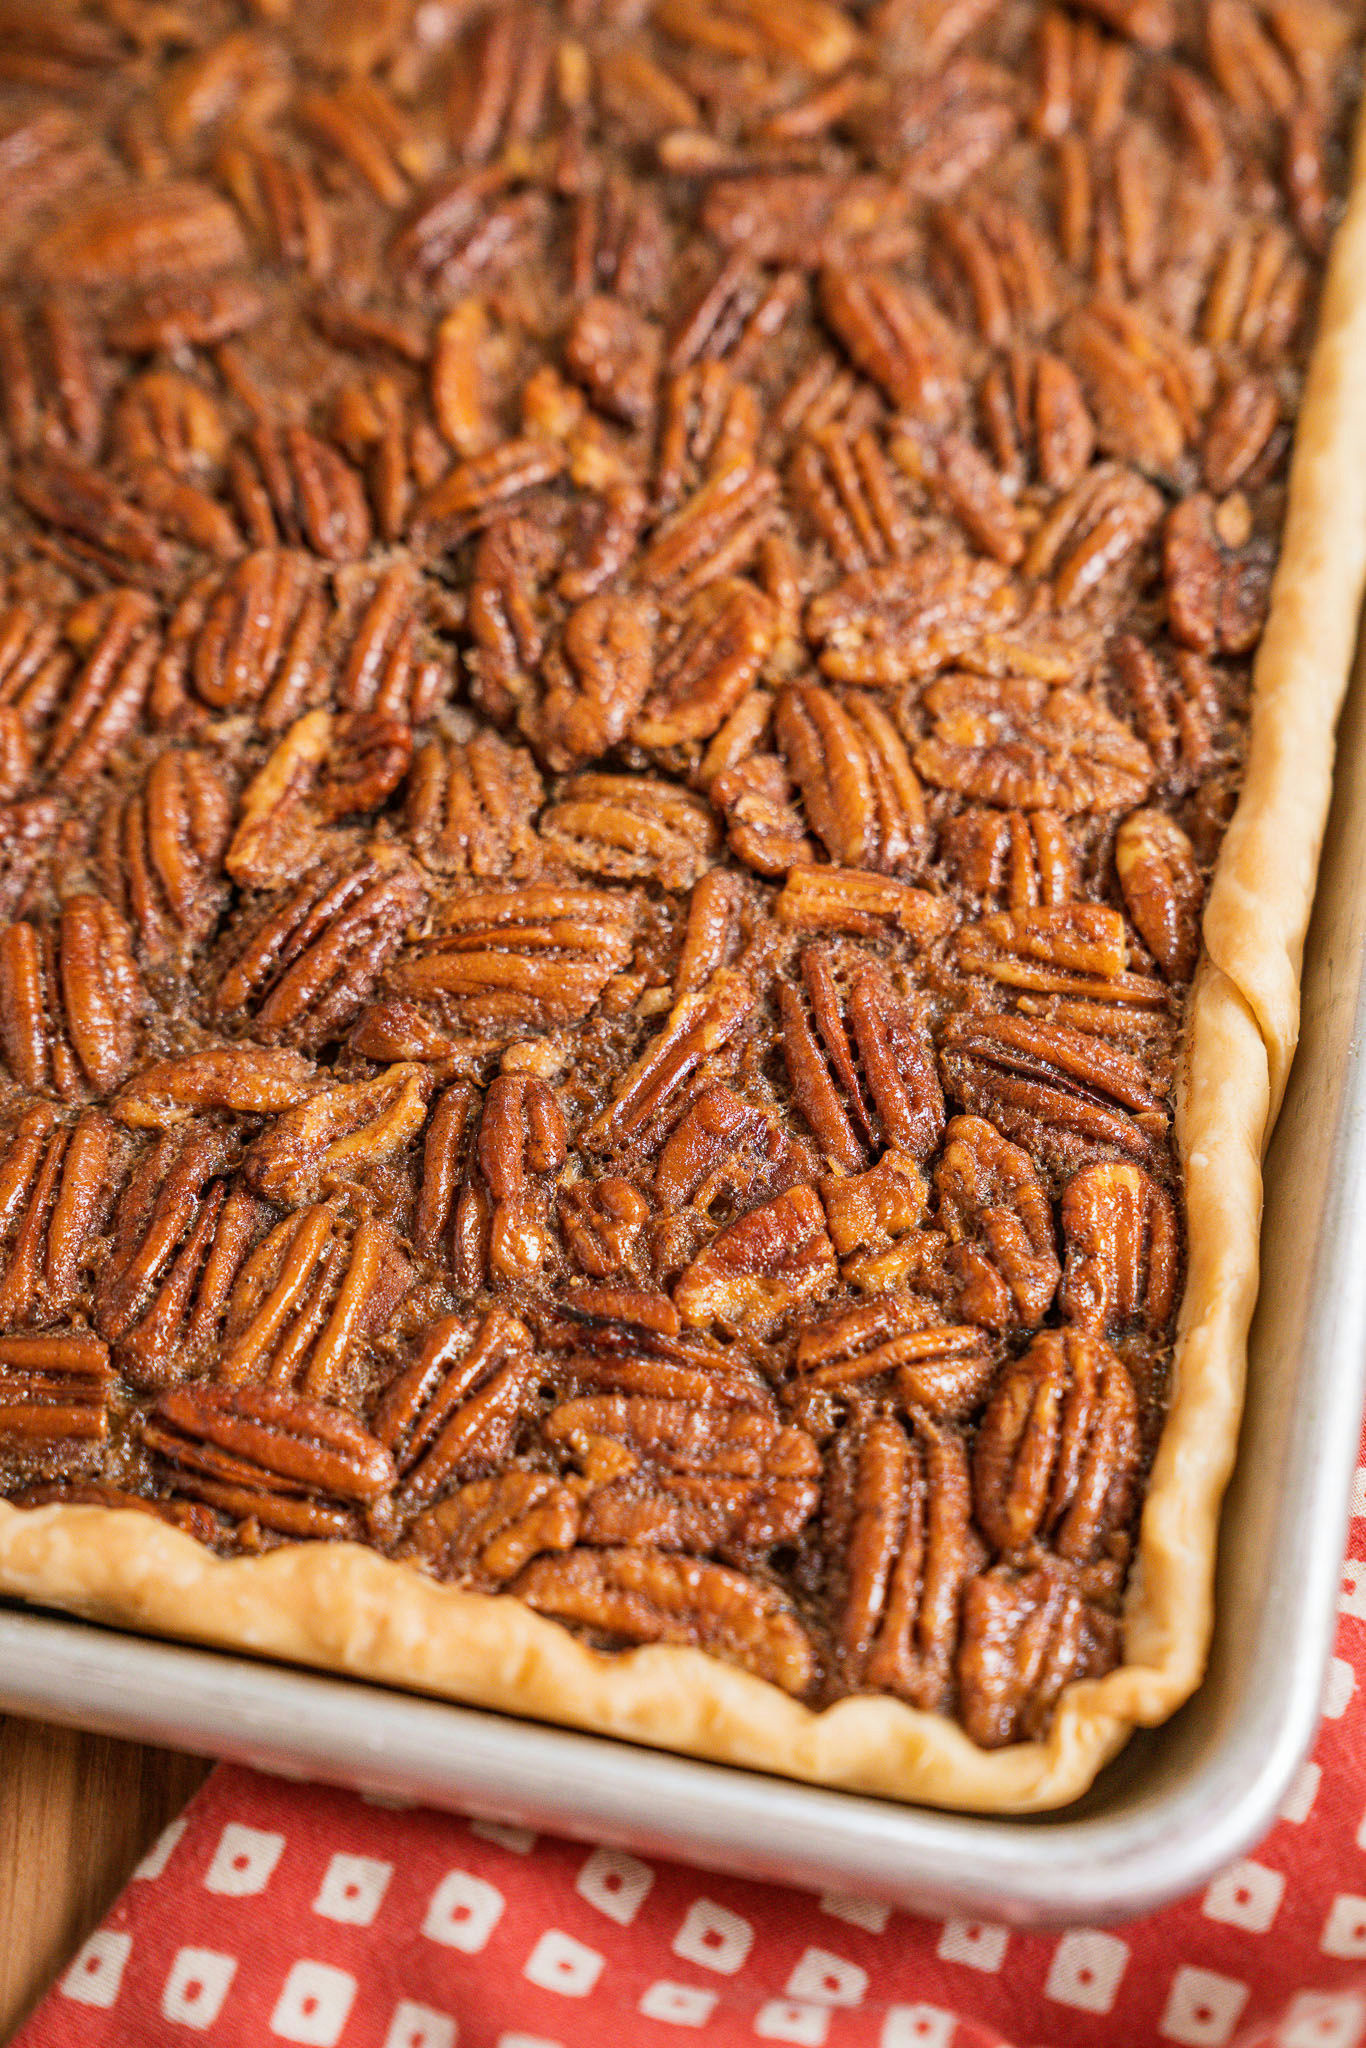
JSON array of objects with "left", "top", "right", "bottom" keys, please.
[{"left": 0, "top": 0, "right": 1359, "bottom": 1749}]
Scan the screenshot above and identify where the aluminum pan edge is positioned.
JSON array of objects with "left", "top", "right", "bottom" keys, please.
[{"left": 1, "top": 666, "right": 1364, "bottom": 1929}]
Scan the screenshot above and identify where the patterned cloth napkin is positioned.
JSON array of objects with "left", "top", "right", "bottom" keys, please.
[{"left": 14, "top": 1428, "right": 1366, "bottom": 2048}]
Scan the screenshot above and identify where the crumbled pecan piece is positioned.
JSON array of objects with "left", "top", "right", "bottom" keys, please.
[
  {"left": 513, "top": 1546, "right": 816, "bottom": 1695},
  {"left": 782, "top": 946, "right": 944, "bottom": 1171},
  {"left": 559, "top": 1176, "right": 650, "bottom": 1280},
  {"left": 710, "top": 753, "right": 815, "bottom": 877},
  {"left": 144, "top": 1383, "right": 396, "bottom": 1539},
  {"left": 974, "top": 1327, "right": 1139, "bottom": 1559},
  {"left": 227, "top": 710, "right": 413, "bottom": 889},
  {"left": 657, "top": 1086, "right": 815, "bottom": 1219},
  {"left": 673, "top": 1183, "right": 838, "bottom": 1336},
  {"left": 1060, "top": 1160, "right": 1179, "bottom": 1334},
  {"left": 825, "top": 1411, "right": 979, "bottom": 1705}
]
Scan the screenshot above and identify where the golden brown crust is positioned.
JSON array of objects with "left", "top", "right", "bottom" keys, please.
[{"left": 0, "top": 52, "right": 1364, "bottom": 1822}]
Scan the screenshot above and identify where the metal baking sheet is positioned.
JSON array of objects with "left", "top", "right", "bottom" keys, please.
[{"left": 2, "top": 662, "right": 1364, "bottom": 1930}]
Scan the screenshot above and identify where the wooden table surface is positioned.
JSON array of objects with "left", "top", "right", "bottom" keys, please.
[{"left": 0, "top": 1717, "right": 210, "bottom": 2040}]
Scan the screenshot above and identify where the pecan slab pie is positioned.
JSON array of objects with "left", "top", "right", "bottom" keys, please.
[{"left": 0, "top": 0, "right": 1364, "bottom": 1813}]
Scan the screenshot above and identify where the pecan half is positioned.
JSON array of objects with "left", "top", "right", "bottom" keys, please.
[
  {"left": 782, "top": 946, "right": 944, "bottom": 1171},
  {"left": 586, "top": 971, "right": 756, "bottom": 1155},
  {"left": 215, "top": 851, "right": 426, "bottom": 1053},
  {"left": 0, "top": 1107, "right": 121, "bottom": 1330},
  {"left": 551, "top": 1389, "right": 820, "bottom": 1550},
  {"left": 774, "top": 684, "right": 927, "bottom": 876},
  {"left": 1163, "top": 492, "right": 1272, "bottom": 656},
  {"left": 144, "top": 1383, "right": 397, "bottom": 1538},
  {"left": 775, "top": 867, "right": 957, "bottom": 944},
  {"left": 974, "top": 1327, "right": 1139, "bottom": 1560},
  {"left": 1059, "top": 1160, "right": 1178, "bottom": 1334},
  {"left": 825, "top": 1412, "right": 979, "bottom": 1705},
  {"left": 806, "top": 546, "right": 1021, "bottom": 685},
  {"left": 513, "top": 1546, "right": 816, "bottom": 1694},
  {"left": 940, "top": 808, "right": 1078, "bottom": 911},
  {"left": 0, "top": 894, "right": 145, "bottom": 1101},
  {"left": 406, "top": 1468, "right": 581, "bottom": 1584},
  {"left": 936, "top": 1115, "right": 1061, "bottom": 1331},
  {"left": 372, "top": 1307, "right": 535, "bottom": 1503},
  {"left": 1115, "top": 807, "right": 1204, "bottom": 978},
  {"left": 939, "top": 1011, "right": 1165, "bottom": 1173},
  {"left": 632, "top": 579, "right": 774, "bottom": 750},
  {"left": 243, "top": 1065, "right": 433, "bottom": 1204},
  {"left": 386, "top": 883, "right": 635, "bottom": 1032},
  {"left": 95, "top": 747, "right": 232, "bottom": 967},
  {"left": 0, "top": 1332, "right": 112, "bottom": 1461},
  {"left": 539, "top": 774, "right": 720, "bottom": 890},
  {"left": 958, "top": 1557, "right": 1121, "bottom": 1745},
  {"left": 114, "top": 1048, "right": 321, "bottom": 1129},
  {"left": 404, "top": 721, "right": 544, "bottom": 880},
  {"left": 795, "top": 1297, "right": 994, "bottom": 1416},
  {"left": 916, "top": 676, "right": 1155, "bottom": 814}
]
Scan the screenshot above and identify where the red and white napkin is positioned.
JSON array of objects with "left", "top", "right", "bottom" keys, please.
[{"left": 15, "top": 1422, "right": 1366, "bottom": 2048}]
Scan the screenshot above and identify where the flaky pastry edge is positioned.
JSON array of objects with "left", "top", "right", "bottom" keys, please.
[{"left": 2, "top": 106, "right": 1366, "bottom": 1819}]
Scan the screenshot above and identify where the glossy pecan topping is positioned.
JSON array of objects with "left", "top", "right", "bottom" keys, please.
[{"left": 0, "top": 0, "right": 1346, "bottom": 1746}]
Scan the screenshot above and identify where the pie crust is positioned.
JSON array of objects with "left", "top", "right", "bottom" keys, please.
[{"left": 0, "top": 28, "right": 1364, "bottom": 1817}]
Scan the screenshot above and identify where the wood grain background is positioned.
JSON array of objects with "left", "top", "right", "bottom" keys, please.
[{"left": 0, "top": 1718, "right": 209, "bottom": 2039}]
